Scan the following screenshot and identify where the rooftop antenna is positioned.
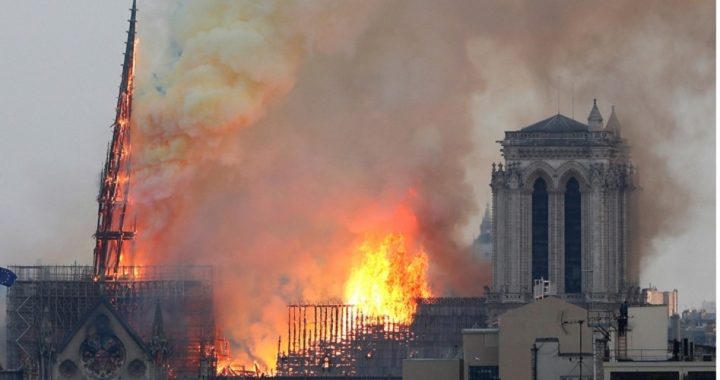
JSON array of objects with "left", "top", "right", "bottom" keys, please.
[
  {"left": 571, "top": 81, "right": 575, "bottom": 120},
  {"left": 557, "top": 87, "right": 560, "bottom": 114}
]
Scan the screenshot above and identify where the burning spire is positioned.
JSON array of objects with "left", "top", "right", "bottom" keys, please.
[{"left": 93, "top": 0, "right": 138, "bottom": 281}]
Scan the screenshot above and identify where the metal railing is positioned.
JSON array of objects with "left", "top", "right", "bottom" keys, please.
[{"left": 9, "top": 265, "right": 212, "bottom": 282}]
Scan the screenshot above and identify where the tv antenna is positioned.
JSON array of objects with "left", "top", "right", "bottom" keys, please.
[
  {"left": 571, "top": 81, "right": 575, "bottom": 119},
  {"left": 557, "top": 87, "right": 560, "bottom": 114}
]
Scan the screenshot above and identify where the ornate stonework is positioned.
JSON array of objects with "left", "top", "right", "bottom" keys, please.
[
  {"left": 487, "top": 106, "right": 638, "bottom": 306},
  {"left": 79, "top": 315, "right": 126, "bottom": 379},
  {"left": 52, "top": 301, "right": 161, "bottom": 380}
]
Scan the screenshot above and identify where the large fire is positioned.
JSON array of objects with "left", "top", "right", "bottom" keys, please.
[
  {"left": 124, "top": 1, "right": 488, "bottom": 373},
  {"left": 344, "top": 233, "right": 431, "bottom": 324}
]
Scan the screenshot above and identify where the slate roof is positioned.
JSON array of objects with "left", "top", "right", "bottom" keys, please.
[{"left": 520, "top": 114, "right": 589, "bottom": 133}]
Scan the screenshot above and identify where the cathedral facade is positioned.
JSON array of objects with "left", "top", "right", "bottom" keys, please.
[{"left": 488, "top": 101, "right": 638, "bottom": 305}]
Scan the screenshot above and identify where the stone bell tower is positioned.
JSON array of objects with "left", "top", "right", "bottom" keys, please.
[{"left": 487, "top": 100, "right": 637, "bottom": 306}]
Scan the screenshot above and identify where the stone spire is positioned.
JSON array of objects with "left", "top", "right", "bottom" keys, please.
[
  {"left": 587, "top": 98, "right": 604, "bottom": 131},
  {"left": 605, "top": 105, "right": 622, "bottom": 137},
  {"left": 480, "top": 203, "right": 491, "bottom": 237},
  {"left": 152, "top": 300, "right": 165, "bottom": 339},
  {"left": 150, "top": 300, "right": 169, "bottom": 380}
]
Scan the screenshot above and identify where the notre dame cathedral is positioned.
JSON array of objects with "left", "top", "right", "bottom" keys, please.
[{"left": 487, "top": 100, "right": 638, "bottom": 309}]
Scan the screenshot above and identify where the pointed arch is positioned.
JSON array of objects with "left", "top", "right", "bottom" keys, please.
[
  {"left": 523, "top": 161, "right": 557, "bottom": 192},
  {"left": 556, "top": 161, "right": 591, "bottom": 192}
]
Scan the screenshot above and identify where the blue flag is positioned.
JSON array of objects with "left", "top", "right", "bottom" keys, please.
[{"left": 0, "top": 267, "right": 17, "bottom": 287}]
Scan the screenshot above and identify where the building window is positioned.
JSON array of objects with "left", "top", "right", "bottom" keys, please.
[
  {"left": 609, "top": 372, "right": 680, "bottom": 380},
  {"left": 564, "top": 178, "right": 582, "bottom": 293},
  {"left": 468, "top": 365, "right": 499, "bottom": 380},
  {"left": 532, "top": 178, "right": 549, "bottom": 284}
]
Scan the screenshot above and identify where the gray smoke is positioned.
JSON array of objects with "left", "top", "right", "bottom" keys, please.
[{"left": 132, "top": 0, "right": 715, "bottom": 366}]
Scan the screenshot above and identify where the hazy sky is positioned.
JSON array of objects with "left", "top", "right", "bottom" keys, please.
[
  {"left": 0, "top": 2, "right": 130, "bottom": 266},
  {"left": 0, "top": 1, "right": 714, "bottom": 313}
]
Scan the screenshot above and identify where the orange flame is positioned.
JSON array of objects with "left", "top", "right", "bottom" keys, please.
[{"left": 344, "top": 233, "right": 431, "bottom": 324}]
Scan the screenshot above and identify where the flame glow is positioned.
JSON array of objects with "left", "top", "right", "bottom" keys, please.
[
  {"left": 130, "top": 1, "right": 489, "bottom": 370},
  {"left": 344, "top": 233, "right": 431, "bottom": 324}
]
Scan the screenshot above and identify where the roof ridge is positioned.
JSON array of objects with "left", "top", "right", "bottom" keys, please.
[{"left": 520, "top": 113, "right": 588, "bottom": 133}]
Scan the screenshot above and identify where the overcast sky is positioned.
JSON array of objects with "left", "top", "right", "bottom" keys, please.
[
  {"left": 0, "top": 2, "right": 130, "bottom": 267},
  {"left": 0, "top": 1, "right": 714, "bottom": 312}
]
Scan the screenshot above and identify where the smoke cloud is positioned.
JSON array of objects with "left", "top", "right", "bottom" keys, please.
[{"left": 131, "top": 0, "right": 713, "bottom": 367}]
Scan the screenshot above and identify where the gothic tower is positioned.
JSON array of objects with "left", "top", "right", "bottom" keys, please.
[{"left": 488, "top": 100, "right": 637, "bottom": 306}]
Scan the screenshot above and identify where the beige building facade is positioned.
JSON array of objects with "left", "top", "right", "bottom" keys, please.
[
  {"left": 616, "top": 305, "right": 669, "bottom": 361},
  {"left": 498, "top": 297, "right": 592, "bottom": 380},
  {"left": 402, "top": 359, "right": 462, "bottom": 380},
  {"left": 462, "top": 329, "right": 499, "bottom": 380}
]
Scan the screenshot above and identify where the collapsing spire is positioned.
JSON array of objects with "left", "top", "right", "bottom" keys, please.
[
  {"left": 116, "top": 0, "right": 137, "bottom": 118},
  {"left": 587, "top": 98, "right": 603, "bottom": 131},
  {"left": 93, "top": 0, "right": 138, "bottom": 281}
]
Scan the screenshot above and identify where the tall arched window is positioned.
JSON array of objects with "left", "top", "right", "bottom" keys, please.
[
  {"left": 564, "top": 178, "right": 582, "bottom": 293},
  {"left": 532, "top": 178, "right": 549, "bottom": 284}
]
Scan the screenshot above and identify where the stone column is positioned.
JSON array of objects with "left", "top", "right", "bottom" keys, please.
[
  {"left": 520, "top": 190, "right": 531, "bottom": 298},
  {"left": 607, "top": 188, "right": 619, "bottom": 295},
  {"left": 586, "top": 173, "right": 606, "bottom": 299},
  {"left": 507, "top": 188, "right": 522, "bottom": 295},
  {"left": 491, "top": 187, "right": 504, "bottom": 291},
  {"left": 581, "top": 188, "right": 590, "bottom": 298},
  {"left": 548, "top": 190, "right": 563, "bottom": 293}
]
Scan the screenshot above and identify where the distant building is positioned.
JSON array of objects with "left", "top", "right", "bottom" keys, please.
[
  {"left": 405, "top": 297, "right": 593, "bottom": 380},
  {"left": 472, "top": 205, "right": 492, "bottom": 261},
  {"left": 643, "top": 287, "right": 679, "bottom": 316},
  {"left": 488, "top": 101, "right": 638, "bottom": 307},
  {"left": 701, "top": 301, "right": 716, "bottom": 314},
  {"left": 677, "top": 306, "right": 716, "bottom": 348},
  {"left": 404, "top": 298, "right": 716, "bottom": 380},
  {"left": 602, "top": 305, "right": 715, "bottom": 380}
]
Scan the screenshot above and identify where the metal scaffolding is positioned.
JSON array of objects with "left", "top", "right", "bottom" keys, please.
[
  {"left": 275, "top": 297, "right": 487, "bottom": 377},
  {"left": 6, "top": 265, "right": 217, "bottom": 379},
  {"left": 277, "top": 304, "right": 412, "bottom": 377}
]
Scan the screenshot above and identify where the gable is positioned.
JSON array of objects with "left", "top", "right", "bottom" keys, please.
[
  {"left": 500, "top": 297, "right": 585, "bottom": 322},
  {"left": 498, "top": 297, "right": 592, "bottom": 380},
  {"left": 54, "top": 302, "right": 152, "bottom": 379}
]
